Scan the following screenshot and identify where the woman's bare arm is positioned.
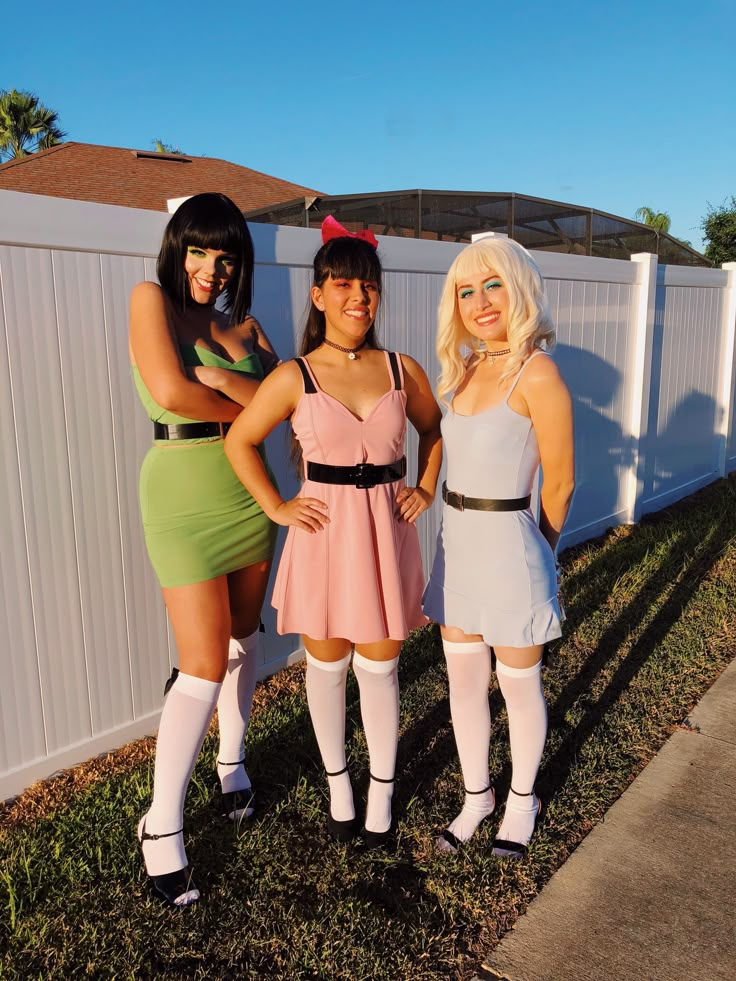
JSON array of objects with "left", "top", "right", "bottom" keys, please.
[
  {"left": 129, "top": 282, "right": 242, "bottom": 422},
  {"left": 191, "top": 366, "right": 260, "bottom": 408},
  {"left": 521, "top": 355, "right": 575, "bottom": 552},
  {"left": 396, "top": 355, "right": 443, "bottom": 524},
  {"left": 247, "top": 316, "right": 281, "bottom": 376},
  {"left": 224, "top": 362, "right": 329, "bottom": 533}
]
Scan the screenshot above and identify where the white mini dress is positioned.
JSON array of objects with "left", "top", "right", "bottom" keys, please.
[{"left": 422, "top": 351, "right": 562, "bottom": 647}]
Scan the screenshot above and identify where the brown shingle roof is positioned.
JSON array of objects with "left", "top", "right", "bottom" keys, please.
[{"left": 0, "top": 142, "right": 320, "bottom": 212}]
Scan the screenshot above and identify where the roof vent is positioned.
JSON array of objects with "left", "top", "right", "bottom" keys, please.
[{"left": 133, "top": 150, "right": 192, "bottom": 163}]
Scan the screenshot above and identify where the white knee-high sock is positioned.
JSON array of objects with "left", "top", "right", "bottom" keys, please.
[
  {"left": 352, "top": 651, "right": 400, "bottom": 834},
  {"left": 495, "top": 659, "right": 546, "bottom": 847},
  {"left": 143, "top": 671, "right": 221, "bottom": 876},
  {"left": 437, "top": 639, "right": 495, "bottom": 849},
  {"left": 217, "top": 629, "right": 259, "bottom": 796},
  {"left": 305, "top": 650, "right": 354, "bottom": 823}
]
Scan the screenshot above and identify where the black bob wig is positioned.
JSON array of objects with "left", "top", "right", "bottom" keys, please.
[{"left": 156, "top": 192, "right": 255, "bottom": 326}]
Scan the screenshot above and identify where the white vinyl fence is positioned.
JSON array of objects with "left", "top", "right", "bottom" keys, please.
[{"left": 1, "top": 190, "right": 734, "bottom": 800}]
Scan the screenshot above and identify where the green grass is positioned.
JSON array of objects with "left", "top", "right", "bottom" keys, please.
[{"left": 2, "top": 475, "right": 736, "bottom": 980}]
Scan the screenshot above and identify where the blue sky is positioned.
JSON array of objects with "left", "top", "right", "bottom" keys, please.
[{"left": 5, "top": 0, "right": 734, "bottom": 250}]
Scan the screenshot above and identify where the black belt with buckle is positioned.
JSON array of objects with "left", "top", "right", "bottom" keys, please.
[
  {"left": 306, "top": 456, "right": 406, "bottom": 489},
  {"left": 153, "top": 421, "right": 231, "bottom": 440},
  {"left": 442, "top": 481, "right": 530, "bottom": 512}
]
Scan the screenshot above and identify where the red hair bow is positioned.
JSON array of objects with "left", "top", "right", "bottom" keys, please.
[{"left": 321, "top": 215, "right": 378, "bottom": 249}]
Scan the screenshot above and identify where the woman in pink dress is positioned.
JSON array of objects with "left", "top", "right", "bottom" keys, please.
[{"left": 225, "top": 218, "right": 442, "bottom": 845}]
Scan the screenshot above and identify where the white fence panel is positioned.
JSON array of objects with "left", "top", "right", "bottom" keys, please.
[
  {"left": 53, "top": 250, "right": 133, "bottom": 733},
  {"left": 718, "top": 264, "right": 736, "bottom": 472},
  {"left": 641, "top": 268, "right": 729, "bottom": 512},
  {"left": 0, "top": 264, "right": 46, "bottom": 774},
  {"left": 99, "top": 253, "right": 173, "bottom": 722},
  {"left": 1, "top": 244, "right": 92, "bottom": 758},
  {"left": 545, "top": 270, "right": 638, "bottom": 547},
  {"left": 1, "top": 189, "right": 734, "bottom": 799}
]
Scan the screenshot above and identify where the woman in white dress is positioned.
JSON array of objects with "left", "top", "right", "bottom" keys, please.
[{"left": 422, "top": 237, "right": 575, "bottom": 857}]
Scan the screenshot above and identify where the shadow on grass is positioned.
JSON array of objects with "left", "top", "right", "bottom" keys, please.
[{"left": 539, "top": 489, "right": 733, "bottom": 803}]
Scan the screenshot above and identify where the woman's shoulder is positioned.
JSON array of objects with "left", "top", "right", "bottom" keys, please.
[
  {"left": 130, "top": 280, "right": 163, "bottom": 302},
  {"left": 395, "top": 351, "right": 428, "bottom": 378},
  {"left": 230, "top": 312, "right": 261, "bottom": 337},
  {"left": 261, "top": 357, "right": 305, "bottom": 388},
  {"left": 130, "top": 281, "right": 176, "bottom": 322},
  {"left": 522, "top": 349, "right": 558, "bottom": 377},
  {"left": 129, "top": 281, "right": 174, "bottom": 331},
  {"left": 518, "top": 349, "right": 567, "bottom": 394},
  {"left": 272, "top": 357, "right": 303, "bottom": 375}
]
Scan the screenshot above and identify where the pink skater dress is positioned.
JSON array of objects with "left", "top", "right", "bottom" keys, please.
[{"left": 272, "top": 350, "right": 427, "bottom": 643}]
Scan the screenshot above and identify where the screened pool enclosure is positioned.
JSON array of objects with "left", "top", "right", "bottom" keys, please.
[{"left": 245, "top": 190, "right": 707, "bottom": 266}]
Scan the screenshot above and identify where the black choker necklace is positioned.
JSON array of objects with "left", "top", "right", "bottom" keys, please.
[{"left": 323, "top": 337, "right": 367, "bottom": 360}]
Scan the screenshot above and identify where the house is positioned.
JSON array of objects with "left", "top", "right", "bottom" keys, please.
[{"left": 0, "top": 141, "right": 320, "bottom": 213}]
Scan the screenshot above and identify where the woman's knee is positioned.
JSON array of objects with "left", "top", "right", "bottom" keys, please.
[
  {"left": 303, "top": 636, "right": 353, "bottom": 662},
  {"left": 440, "top": 624, "right": 485, "bottom": 644},
  {"left": 352, "top": 639, "right": 402, "bottom": 662},
  {"left": 494, "top": 644, "right": 544, "bottom": 670},
  {"left": 230, "top": 615, "right": 260, "bottom": 639},
  {"left": 177, "top": 647, "right": 229, "bottom": 683}
]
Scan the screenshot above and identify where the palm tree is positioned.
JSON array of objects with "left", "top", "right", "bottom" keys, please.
[
  {"left": 152, "top": 138, "right": 184, "bottom": 154},
  {"left": 0, "top": 90, "right": 65, "bottom": 161},
  {"left": 634, "top": 206, "right": 672, "bottom": 233}
]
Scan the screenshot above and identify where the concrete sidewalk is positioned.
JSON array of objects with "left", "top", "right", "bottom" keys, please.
[{"left": 480, "top": 659, "right": 736, "bottom": 981}]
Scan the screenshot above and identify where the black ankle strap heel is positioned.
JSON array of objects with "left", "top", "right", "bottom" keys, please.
[
  {"left": 217, "top": 757, "right": 256, "bottom": 821},
  {"left": 324, "top": 765, "right": 356, "bottom": 843},
  {"left": 137, "top": 817, "right": 199, "bottom": 908},
  {"left": 437, "top": 784, "right": 495, "bottom": 853},
  {"left": 139, "top": 826, "right": 183, "bottom": 842},
  {"left": 492, "top": 789, "right": 542, "bottom": 860},
  {"left": 362, "top": 774, "right": 395, "bottom": 850},
  {"left": 325, "top": 765, "right": 349, "bottom": 777}
]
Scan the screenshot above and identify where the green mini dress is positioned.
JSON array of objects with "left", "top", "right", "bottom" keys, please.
[{"left": 133, "top": 344, "right": 277, "bottom": 588}]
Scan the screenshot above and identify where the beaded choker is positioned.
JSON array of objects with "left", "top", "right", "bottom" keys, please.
[{"left": 486, "top": 347, "right": 511, "bottom": 364}]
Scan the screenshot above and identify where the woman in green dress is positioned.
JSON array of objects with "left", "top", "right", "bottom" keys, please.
[{"left": 129, "top": 193, "right": 278, "bottom": 907}]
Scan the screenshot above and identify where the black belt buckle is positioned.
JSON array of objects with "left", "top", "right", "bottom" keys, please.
[
  {"left": 448, "top": 489, "right": 464, "bottom": 511},
  {"left": 354, "top": 463, "right": 376, "bottom": 489},
  {"left": 443, "top": 481, "right": 464, "bottom": 511}
]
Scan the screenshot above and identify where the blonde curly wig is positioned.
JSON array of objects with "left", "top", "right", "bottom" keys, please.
[{"left": 436, "top": 237, "right": 555, "bottom": 405}]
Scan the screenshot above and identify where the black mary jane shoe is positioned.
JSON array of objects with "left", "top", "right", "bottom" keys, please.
[
  {"left": 137, "top": 817, "right": 200, "bottom": 908},
  {"left": 491, "top": 789, "right": 543, "bottom": 860},
  {"left": 218, "top": 758, "right": 256, "bottom": 822},
  {"left": 324, "top": 765, "right": 358, "bottom": 843},
  {"left": 362, "top": 773, "right": 395, "bottom": 850}
]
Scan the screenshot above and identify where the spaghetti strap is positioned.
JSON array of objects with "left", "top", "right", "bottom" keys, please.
[
  {"left": 504, "top": 349, "right": 546, "bottom": 403},
  {"left": 387, "top": 351, "right": 403, "bottom": 391},
  {"left": 295, "top": 357, "right": 318, "bottom": 394}
]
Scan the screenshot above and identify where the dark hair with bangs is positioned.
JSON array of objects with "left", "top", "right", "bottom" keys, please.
[
  {"left": 156, "top": 192, "right": 254, "bottom": 325},
  {"left": 290, "top": 236, "right": 383, "bottom": 472},
  {"left": 299, "top": 236, "right": 383, "bottom": 355}
]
